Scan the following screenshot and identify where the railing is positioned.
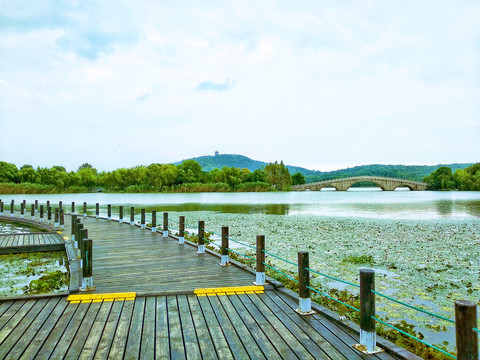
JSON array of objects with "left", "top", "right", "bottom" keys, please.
[{"left": 1, "top": 199, "right": 477, "bottom": 359}]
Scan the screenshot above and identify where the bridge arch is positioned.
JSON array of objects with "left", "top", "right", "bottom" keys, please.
[{"left": 293, "top": 176, "right": 428, "bottom": 192}]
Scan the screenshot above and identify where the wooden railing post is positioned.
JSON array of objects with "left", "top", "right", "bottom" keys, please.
[
  {"left": 47, "top": 206, "right": 52, "bottom": 224},
  {"left": 77, "top": 223, "right": 84, "bottom": 257},
  {"left": 359, "top": 268, "right": 378, "bottom": 353},
  {"left": 59, "top": 201, "right": 62, "bottom": 211},
  {"left": 220, "top": 226, "right": 229, "bottom": 266},
  {"left": 141, "top": 209, "right": 146, "bottom": 229},
  {"left": 163, "top": 212, "right": 169, "bottom": 237},
  {"left": 54, "top": 208, "right": 59, "bottom": 228},
  {"left": 197, "top": 221, "right": 205, "bottom": 254},
  {"left": 107, "top": 204, "right": 112, "bottom": 220},
  {"left": 80, "top": 228, "right": 88, "bottom": 259},
  {"left": 46, "top": 201, "right": 50, "bottom": 211},
  {"left": 20, "top": 202, "right": 25, "bottom": 218},
  {"left": 10, "top": 200, "right": 14, "bottom": 217},
  {"left": 151, "top": 210, "right": 157, "bottom": 232},
  {"left": 130, "top": 207, "right": 135, "bottom": 226},
  {"left": 71, "top": 214, "right": 78, "bottom": 246},
  {"left": 0, "top": 201, "right": 4, "bottom": 216},
  {"left": 296, "top": 251, "right": 315, "bottom": 315},
  {"left": 35, "top": 200, "right": 38, "bottom": 213},
  {"left": 22, "top": 200, "right": 26, "bottom": 211},
  {"left": 455, "top": 300, "right": 478, "bottom": 360},
  {"left": 178, "top": 216, "right": 185, "bottom": 244},
  {"left": 39, "top": 205, "right": 44, "bottom": 222},
  {"left": 95, "top": 203, "right": 100, "bottom": 219},
  {"left": 254, "top": 235, "right": 266, "bottom": 285},
  {"left": 71, "top": 201, "right": 75, "bottom": 215},
  {"left": 30, "top": 204, "right": 35, "bottom": 220},
  {"left": 83, "top": 202, "right": 87, "bottom": 217},
  {"left": 60, "top": 208, "right": 65, "bottom": 229},
  {"left": 80, "top": 238, "right": 95, "bottom": 291},
  {"left": 119, "top": 206, "right": 123, "bottom": 223}
]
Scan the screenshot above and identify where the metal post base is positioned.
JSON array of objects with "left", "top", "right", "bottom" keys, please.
[
  {"left": 178, "top": 237, "right": 185, "bottom": 244},
  {"left": 152, "top": 227, "right": 156, "bottom": 232},
  {"left": 163, "top": 231, "right": 168, "bottom": 237},
  {"left": 80, "top": 276, "right": 96, "bottom": 292},
  {"left": 253, "top": 272, "right": 266, "bottom": 286},
  {"left": 197, "top": 244, "right": 205, "bottom": 254},
  {"left": 294, "top": 297, "right": 316, "bottom": 315},
  {"left": 141, "top": 224, "right": 146, "bottom": 229},
  {"left": 130, "top": 221, "right": 135, "bottom": 226},
  {"left": 219, "top": 255, "right": 230, "bottom": 266}
]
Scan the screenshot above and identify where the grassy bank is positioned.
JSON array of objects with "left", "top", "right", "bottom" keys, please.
[
  {"left": 0, "top": 181, "right": 274, "bottom": 194},
  {"left": 0, "top": 183, "right": 88, "bottom": 194}
]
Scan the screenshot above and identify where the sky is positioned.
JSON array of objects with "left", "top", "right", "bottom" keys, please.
[{"left": 0, "top": 1, "right": 479, "bottom": 172}]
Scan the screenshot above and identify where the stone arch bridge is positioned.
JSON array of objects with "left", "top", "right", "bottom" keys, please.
[{"left": 293, "top": 176, "right": 428, "bottom": 191}]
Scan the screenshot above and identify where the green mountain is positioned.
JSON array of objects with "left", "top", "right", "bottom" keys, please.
[{"left": 174, "top": 154, "right": 473, "bottom": 183}]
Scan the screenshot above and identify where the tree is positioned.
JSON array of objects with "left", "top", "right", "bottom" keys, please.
[
  {"left": 0, "top": 161, "right": 19, "bottom": 183},
  {"left": 264, "top": 161, "right": 292, "bottom": 190},
  {"left": 423, "top": 167, "right": 454, "bottom": 190},
  {"left": 78, "top": 163, "right": 94, "bottom": 170},
  {"left": 291, "top": 172, "right": 306, "bottom": 185},
  {"left": 177, "top": 160, "right": 203, "bottom": 184}
]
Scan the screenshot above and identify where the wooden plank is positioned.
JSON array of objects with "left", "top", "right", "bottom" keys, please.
[
  {"left": 35, "top": 301, "right": 80, "bottom": 359},
  {"left": 167, "top": 295, "right": 186, "bottom": 359},
  {"left": 237, "top": 293, "right": 299, "bottom": 359},
  {"left": 177, "top": 295, "right": 202, "bottom": 359},
  {"left": 0, "top": 298, "right": 49, "bottom": 358},
  {"left": 155, "top": 296, "right": 170, "bottom": 360},
  {"left": 3, "top": 297, "right": 60, "bottom": 360},
  {"left": 274, "top": 290, "right": 376, "bottom": 360},
  {"left": 196, "top": 295, "right": 233, "bottom": 359},
  {"left": 247, "top": 292, "right": 315, "bottom": 359},
  {"left": 64, "top": 302, "right": 102, "bottom": 359},
  {"left": 48, "top": 301, "right": 93, "bottom": 359},
  {"left": 216, "top": 294, "right": 266, "bottom": 359},
  {"left": 78, "top": 300, "right": 114, "bottom": 360},
  {"left": 140, "top": 296, "right": 155, "bottom": 360},
  {"left": 264, "top": 291, "right": 347, "bottom": 360},
  {"left": 124, "top": 297, "right": 145, "bottom": 360},
  {"left": 228, "top": 293, "right": 281, "bottom": 359},
  {"left": 108, "top": 299, "right": 134, "bottom": 359},
  {"left": 19, "top": 298, "right": 69, "bottom": 360},
  {"left": 0, "top": 301, "right": 14, "bottom": 317},
  {"left": 17, "top": 234, "right": 24, "bottom": 246},
  {"left": 0, "top": 244, "right": 65, "bottom": 254},
  {"left": 186, "top": 294, "right": 218, "bottom": 360},
  {"left": 255, "top": 291, "right": 331, "bottom": 359},
  {"left": 207, "top": 295, "right": 249, "bottom": 359},
  {"left": 92, "top": 300, "right": 124, "bottom": 360},
  {"left": 0, "top": 300, "right": 32, "bottom": 335}
]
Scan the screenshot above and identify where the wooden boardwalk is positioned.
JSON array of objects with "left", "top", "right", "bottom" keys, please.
[{"left": 0, "top": 212, "right": 418, "bottom": 359}]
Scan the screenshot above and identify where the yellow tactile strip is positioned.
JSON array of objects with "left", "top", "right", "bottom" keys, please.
[
  {"left": 67, "top": 292, "right": 136, "bottom": 303},
  {"left": 194, "top": 286, "right": 264, "bottom": 296}
]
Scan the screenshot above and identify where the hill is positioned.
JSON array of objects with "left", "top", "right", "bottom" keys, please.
[{"left": 174, "top": 154, "right": 473, "bottom": 183}]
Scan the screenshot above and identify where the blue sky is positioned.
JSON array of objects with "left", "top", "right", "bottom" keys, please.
[{"left": 0, "top": 1, "right": 479, "bottom": 172}]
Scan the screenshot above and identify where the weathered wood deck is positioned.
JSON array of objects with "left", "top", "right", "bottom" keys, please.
[
  {"left": 0, "top": 233, "right": 64, "bottom": 254},
  {"left": 0, "top": 212, "right": 418, "bottom": 359}
]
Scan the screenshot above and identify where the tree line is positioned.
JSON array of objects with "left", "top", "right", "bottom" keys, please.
[
  {"left": 0, "top": 160, "right": 305, "bottom": 193},
  {"left": 423, "top": 163, "right": 480, "bottom": 190}
]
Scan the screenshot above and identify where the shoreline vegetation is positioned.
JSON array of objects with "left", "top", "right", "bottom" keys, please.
[{"left": 0, "top": 160, "right": 478, "bottom": 194}]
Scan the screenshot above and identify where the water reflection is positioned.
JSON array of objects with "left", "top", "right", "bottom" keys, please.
[{"left": 3, "top": 190, "right": 480, "bottom": 219}]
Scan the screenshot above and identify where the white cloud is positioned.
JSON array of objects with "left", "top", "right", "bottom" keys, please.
[{"left": 0, "top": 1, "right": 479, "bottom": 172}]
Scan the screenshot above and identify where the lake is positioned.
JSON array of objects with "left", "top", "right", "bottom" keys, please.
[{"left": 2, "top": 188, "right": 480, "bottom": 220}]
